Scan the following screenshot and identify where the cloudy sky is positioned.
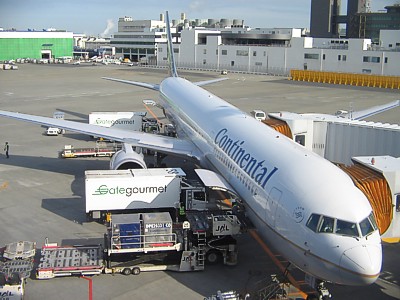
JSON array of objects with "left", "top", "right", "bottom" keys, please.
[{"left": 1, "top": 0, "right": 397, "bottom": 36}]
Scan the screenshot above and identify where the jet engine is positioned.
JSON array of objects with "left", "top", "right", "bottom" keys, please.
[{"left": 110, "top": 143, "right": 147, "bottom": 170}]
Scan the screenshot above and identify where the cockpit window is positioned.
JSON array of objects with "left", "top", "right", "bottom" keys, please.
[
  {"left": 359, "top": 212, "right": 378, "bottom": 236},
  {"left": 306, "top": 214, "right": 321, "bottom": 232},
  {"left": 369, "top": 212, "right": 378, "bottom": 231},
  {"left": 336, "top": 219, "right": 358, "bottom": 237},
  {"left": 306, "top": 213, "right": 378, "bottom": 238},
  {"left": 318, "top": 216, "right": 334, "bottom": 233}
]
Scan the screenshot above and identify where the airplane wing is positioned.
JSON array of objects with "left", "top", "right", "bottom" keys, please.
[
  {"left": 0, "top": 110, "right": 200, "bottom": 159},
  {"left": 343, "top": 100, "right": 400, "bottom": 120}
]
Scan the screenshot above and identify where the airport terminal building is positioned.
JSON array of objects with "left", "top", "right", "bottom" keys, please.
[
  {"left": 0, "top": 31, "right": 73, "bottom": 61},
  {"left": 155, "top": 27, "right": 400, "bottom": 76},
  {"left": 107, "top": 13, "right": 400, "bottom": 76}
]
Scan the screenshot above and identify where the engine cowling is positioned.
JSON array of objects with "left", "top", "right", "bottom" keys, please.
[{"left": 110, "top": 143, "right": 147, "bottom": 170}]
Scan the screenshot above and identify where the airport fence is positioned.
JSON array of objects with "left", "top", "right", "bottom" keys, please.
[{"left": 149, "top": 61, "right": 289, "bottom": 77}]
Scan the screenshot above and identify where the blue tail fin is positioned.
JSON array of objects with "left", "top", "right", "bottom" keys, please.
[{"left": 165, "top": 11, "right": 178, "bottom": 78}]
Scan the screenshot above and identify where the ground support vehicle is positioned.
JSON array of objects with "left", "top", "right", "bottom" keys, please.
[
  {"left": 36, "top": 210, "right": 242, "bottom": 279},
  {"left": 0, "top": 241, "right": 35, "bottom": 300},
  {"left": 89, "top": 112, "right": 145, "bottom": 132},
  {"left": 84, "top": 167, "right": 228, "bottom": 222},
  {"left": 205, "top": 290, "right": 240, "bottom": 300},
  {"left": 88, "top": 111, "right": 146, "bottom": 140},
  {"left": 103, "top": 212, "right": 205, "bottom": 274},
  {"left": 104, "top": 210, "right": 241, "bottom": 274},
  {"left": 45, "top": 112, "right": 65, "bottom": 136},
  {"left": 46, "top": 128, "right": 65, "bottom": 136},
  {"left": 36, "top": 243, "right": 104, "bottom": 279},
  {"left": 61, "top": 142, "right": 121, "bottom": 158},
  {"left": 85, "top": 168, "right": 192, "bottom": 221},
  {"left": 185, "top": 210, "right": 240, "bottom": 266}
]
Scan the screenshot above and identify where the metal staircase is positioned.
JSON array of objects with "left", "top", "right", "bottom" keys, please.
[{"left": 196, "top": 231, "right": 207, "bottom": 268}]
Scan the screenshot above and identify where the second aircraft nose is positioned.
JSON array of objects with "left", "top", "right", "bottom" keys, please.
[{"left": 339, "top": 244, "right": 382, "bottom": 286}]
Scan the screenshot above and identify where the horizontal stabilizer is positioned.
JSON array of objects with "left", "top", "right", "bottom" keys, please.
[
  {"left": 194, "top": 78, "right": 229, "bottom": 87},
  {"left": 102, "top": 77, "right": 159, "bottom": 91}
]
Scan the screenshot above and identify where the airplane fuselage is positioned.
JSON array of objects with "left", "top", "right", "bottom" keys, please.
[{"left": 159, "top": 77, "right": 382, "bottom": 285}]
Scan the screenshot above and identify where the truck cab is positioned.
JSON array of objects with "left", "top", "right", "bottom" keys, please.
[{"left": 250, "top": 110, "right": 266, "bottom": 121}]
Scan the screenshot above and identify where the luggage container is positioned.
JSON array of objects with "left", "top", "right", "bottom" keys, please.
[
  {"left": 111, "top": 214, "right": 142, "bottom": 249},
  {"left": 142, "top": 212, "right": 173, "bottom": 247}
]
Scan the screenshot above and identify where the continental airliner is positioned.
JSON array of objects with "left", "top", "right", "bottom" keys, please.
[{"left": 0, "top": 11, "right": 383, "bottom": 295}]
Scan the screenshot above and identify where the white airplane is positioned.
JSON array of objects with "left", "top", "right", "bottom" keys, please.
[{"left": 0, "top": 11, "right": 383, "bottom": 295}]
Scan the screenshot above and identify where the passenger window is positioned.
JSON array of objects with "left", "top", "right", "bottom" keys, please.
[
  {"left": 306, "top": 214, "right": 321, "bottom": 232},
  {"left": 336, "top": 219, "right": 358, "bottom": 237},
  {"left": 319, "top": 216, "right": 334, "bottom": 233}
]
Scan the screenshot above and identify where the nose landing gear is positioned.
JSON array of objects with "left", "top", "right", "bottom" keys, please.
[{"left": 306, "top": 280, "right": 332, "bottom": 300}]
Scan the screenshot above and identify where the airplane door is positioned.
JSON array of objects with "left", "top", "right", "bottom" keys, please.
[{"left": 266, "top": 187, "right": 282, "bottom": 228}]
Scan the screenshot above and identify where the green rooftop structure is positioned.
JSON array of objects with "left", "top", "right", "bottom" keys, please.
[{"left": 0, "top": 31, "right": 73, "bottom": 61}]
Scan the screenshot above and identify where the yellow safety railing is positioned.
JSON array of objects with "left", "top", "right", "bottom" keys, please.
[{"left": 289, "top": 70, "right": 400, "bottom": 89}]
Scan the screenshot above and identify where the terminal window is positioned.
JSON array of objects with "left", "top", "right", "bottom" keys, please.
[
  {"left": 363, "top": 56, "right": 380, "bottom": 63},
  {"left": 304, "top": 53, "right": 319, "bottom": 60},
  {"left": 236, "top": 50, "right": 249, "bottom": 56}
]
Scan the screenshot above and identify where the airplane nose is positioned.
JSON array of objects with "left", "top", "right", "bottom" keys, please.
[{"left": 340, "top": 244, "right": 382, "bottom": 285}]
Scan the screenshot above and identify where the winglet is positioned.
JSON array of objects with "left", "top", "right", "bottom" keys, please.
[{"left": 166, "top": 11, "right": 178, "bottom": 78}]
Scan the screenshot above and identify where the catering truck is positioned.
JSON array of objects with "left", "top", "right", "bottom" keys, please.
[
  {"left": 36, "top": 211, "right": 241, "bottom": 279},
  {"left": 85, "top": 168, "right": 190, "bottom": 221},
  {"left": 89, "top": 112, "right": 145, "bottom": 132}
]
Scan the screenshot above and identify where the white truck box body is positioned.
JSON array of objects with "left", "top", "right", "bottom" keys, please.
[
  {"left": 85, "top": 168, "right": 185, "bottom": 213},
  {"left": 88, "top": 112, "right": 144, "bottom": 132},
  {"left": 0, "top": 284, "right": 24, "bottom": 300},
  {"left": 46, "top": 127, "right": 60, "bottom": 136}
]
